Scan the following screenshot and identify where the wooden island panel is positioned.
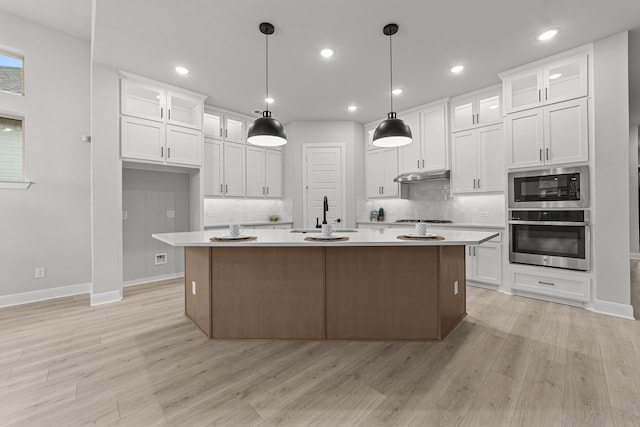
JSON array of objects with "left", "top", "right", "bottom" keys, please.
[
  {"left": 184, "top": 247, "right": 211, "bottom": 337},
  {"left": 210, "top": 247, "right": 325, "bottom": 339},
  {"left": 325, "top": 246, "right": 440, "bottom": 340},
  {"left": 438, "top": 245, "right": 467, "bottom": 337}
]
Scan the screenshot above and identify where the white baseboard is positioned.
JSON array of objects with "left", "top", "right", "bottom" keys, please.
[
  {"left": 122, "top": 273, "right": 184, "bottom": 288},
  {"left": 591, "top": 299, "right": 635, "bottom": 320},
  {"left": 90, "top": 289, "right": 122, "bottom": 306},
  {"left": 0, "top": 282, "right": 91, "bottom": 308},
  {"left": 630, "top": 253, "right": 640, "bottom": 260}
]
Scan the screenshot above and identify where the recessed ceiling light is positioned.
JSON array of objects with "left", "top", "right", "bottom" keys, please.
[
  {"left": 451, "top": 65, "right": 464, "bottom": 74},
  {"left": 265, "top": 97, "right": 274, "bottom": 104},
  {"left": 537, "top": 29, "right": 559, "bottom": 41},
  {"left": 320, "top": 48, "right": 334, "bottom": 58},
  {"left": 549, "top": 73, "right": 562, "bottom": 80},
  {"left": 348, "top": 105, "right": 357, "bottom": 112},
  {"left": 392, "top": 88, "right": 403, "bottom": 95},
  {"left": 175, "top": 66, "right": 189, "bottom": 75}
]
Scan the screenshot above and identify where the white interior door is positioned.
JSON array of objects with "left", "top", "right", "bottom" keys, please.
[{"left": 304, "top": 145, "right": 345, "bottom": 229}]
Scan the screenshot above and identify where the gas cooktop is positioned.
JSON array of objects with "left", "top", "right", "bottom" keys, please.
[{"left": 395, "top": 219, "right": 453, "bottom": 224}]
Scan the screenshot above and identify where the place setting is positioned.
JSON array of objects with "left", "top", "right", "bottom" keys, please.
[
  {"left": 304, "top": 223, "right": 349, "bottom": 242},
  {"left": 210, "top": 224, "right": 257, "bottom": 242},
  {"left": 397, "top": 222, "right": 445, "bottom": 241}
]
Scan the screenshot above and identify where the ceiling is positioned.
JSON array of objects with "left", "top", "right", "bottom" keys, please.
[{"left": 2, "top": 0, "right": 640, "bottom": 125}]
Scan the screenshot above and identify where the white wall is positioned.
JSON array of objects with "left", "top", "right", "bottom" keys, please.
[
  {"left": 593, "top": 32, "right": 632, "bottom": 308},
  {"left": 0, "top": 12, "right": 91, "bottom": 298},
  {"left": 284, "top": 121, "right": 364, "bottom": 228},
  {"left": 630, "top": 125, "right": 639, "bottom": 254},
  {"left": 122, "top": 168, "right": 189, "bottom": 282}
]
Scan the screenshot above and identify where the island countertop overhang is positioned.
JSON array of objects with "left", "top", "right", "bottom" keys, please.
[{"left": 152, "top": 228, "right": 500, "bottom": 247}]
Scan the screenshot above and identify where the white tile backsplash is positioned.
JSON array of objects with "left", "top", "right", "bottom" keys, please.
[
  {"left": 204, "top": 198, "right": 294, "bottom": 226},
  {"left": 359, "top": 181, "right": 505, "bottom": 225}
]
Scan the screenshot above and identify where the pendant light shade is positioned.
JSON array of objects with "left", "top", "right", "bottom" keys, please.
[
  {"left": 373, "top": 23, "right": 412, "bottom": 148},
  {"left": 247, "top": 22, "right": 287, "bottom": 147}
]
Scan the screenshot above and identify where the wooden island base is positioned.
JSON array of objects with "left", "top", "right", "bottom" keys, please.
[{"left": 184, "top": 245, "right": 466, "bottom": 341}]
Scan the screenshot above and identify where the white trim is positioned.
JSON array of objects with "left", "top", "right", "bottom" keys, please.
[
  {"left": 0, "top": 180, "right": 31, "bottom": 189},
  {"left": 302, "top": 143, "right": 348, "bottom": 228},
  {"left": 591, "top": 299, "right": 635, "bottom": 320},
  {"left": 123, "top": 273, "right": 184, "bottom": 288},
  {"left": 629, "top": 253, "right": 640, "bottom": 260},
  {"left": 0, "top": 282, "right": 90, "bottom": 308},
  {"left": 90, "top": 289, "right": 122, "bottom": 306}
]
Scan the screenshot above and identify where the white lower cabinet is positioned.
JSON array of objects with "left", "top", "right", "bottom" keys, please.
[
  {"left": 509, "top": 264, "right": 591, "bottom": 303},
  {"left": 246, "top": 147, "right": 283, "bottom": 198},
  {"left": 461, "top": 230, "right": 502, "bottom": 288},
  {"left": 203, "top": 139, "right": 245, "bottom": 197},
  {"left": 121, "top": 116, "right": 201, "bottom": 166}
]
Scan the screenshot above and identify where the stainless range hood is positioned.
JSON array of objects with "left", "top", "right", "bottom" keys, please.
[{"left": 393, "top": 170, "right": 450, "bottom": 183}]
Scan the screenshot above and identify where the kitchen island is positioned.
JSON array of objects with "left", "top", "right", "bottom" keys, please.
[{"left": 153, "top": 228, "right": 498, "bottom": 341}]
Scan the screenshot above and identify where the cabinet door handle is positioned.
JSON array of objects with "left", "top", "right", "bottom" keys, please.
[
  {"left": 160, "top": 146, "right": 164, "bottom": 158},
  {"left": 473, "top": 179, "right": 476, "bottom": 189},
  {"left": 546, "top": 148, "right": 549, "bottom": 160},
  {"left": 422, "top": 159, "right": 425, "bottom": 168},
  {"left": 539, "top": 281, "right": 555, "bottom": 286},
  {"left": 168, "top": 109, "right": 171, "bottom": 120},
  {"left": 417, "top": 160, "right": 420, "bottom": 168},
  {"left": 545, "top": 87, "right": 548, "bottom": 101},
  {"left": 539, "top": 149, "right": 543, "bottom": 161},
  {"left": 225, "top": 129, "right": 228, "bottom": 138},
  {"left": 468, "top": 246, "right": 472, "bottom": 256},
  {"left": 472, "top": 114, "right": 475, "bottom": 125},
  {"left": 167, "top": 147, "right": 171, "bottom": 158},
  {"left": 160, "top": 107, "right": 163, "bottom": 119},
  {"left": 220, "top": 184, "right": 223, "bottom": 193},
  {"left": 538, "top": 89, "right": 541, "bottom": 102},
  {"left": 266, "top": 187, "right": 269, "bottom": 195},
  {"left": 473, "top": 246, "right": 476, "bottom": 256},
  {"left": 477, "top": 178, "right": 480, "bottom": 189},
  {"left": 262, "top": 186, "right": 265, "bottom": 195},
  {"left": 476, "top": 113, "right": 479, "bottom": 124},
  {"left": 219, "top": 128, "right": 223, "bottom": 138},
  {"left": 225, "top": 184, "right": 228, "bottom": 193},
  {"left": 381, "top": 186, "right": 384, "bottom": 195}
]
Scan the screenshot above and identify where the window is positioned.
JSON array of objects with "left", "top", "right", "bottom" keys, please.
[
  {"left": 0, "top": 116, "right": 25, "bottom": 182},
  {"left": 0, "top": 50, "right": 23, "bottom": 95}
]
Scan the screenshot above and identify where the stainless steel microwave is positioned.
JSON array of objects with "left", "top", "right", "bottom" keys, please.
[{"left": 508, "top": 166, "right": 590, "bottom": 209}]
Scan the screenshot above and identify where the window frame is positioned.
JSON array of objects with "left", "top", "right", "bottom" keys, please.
[
  {"left": 0, "top": 48, "right": 24, "bottom": 96},
  {"left": 0, "top": 112, "right": 30, "bottom": 189}
]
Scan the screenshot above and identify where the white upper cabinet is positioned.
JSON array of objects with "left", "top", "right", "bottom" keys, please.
[
  {"left": 502, "top": 52, "right": 588, "bottom": 114},
  {"left": 246, "top": 147, "right": 282, "bottom": 199},
  {"left": 222, "top": 142, "right": 246, "bottom": 197},
  {"left": 365, "top": 123, "right": 377, "bottom": 151},
  {"left": 398, "top": 101, "right": 448, "bottom": 174},
  {"left": 120, "top": 74, "right": 206, "bottom": 167},
  {"left": 166, "top": 91, "right": 203, "bottom": 130},
  {"left": 366, "top": 148, "right": 399, "bottom": 199},
  {"left": 450, "top": 86, "right": 501, "bottom": 132},
  {"left": 203, "top": 139, "right": 223, "bottom": 196},
  {"left": 506, "top": 98, "right": 588, "bottom": 168},
  {"left": 451, "top": 124, "right": 504, "bottom": 193},
  {"left": 120, "top": 80, "right": 165, "bottom": 122},
  {"left": 203, "top": 111, "right": 246, "bottom": 144}
]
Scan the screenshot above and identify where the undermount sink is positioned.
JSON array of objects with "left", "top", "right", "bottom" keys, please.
[{"left": 290, "top": 228, "right": 359, "bottom": 233}]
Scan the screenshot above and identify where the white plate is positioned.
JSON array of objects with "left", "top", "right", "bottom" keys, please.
[
  {"left": 216, "top": 234, "right": 249, "bottom": 240},
  {"left": 406, "top": 233, "right": 438, "bottom": 238},
  {"left": 310, "top": 234, "right": 342, "bottom": 240}
]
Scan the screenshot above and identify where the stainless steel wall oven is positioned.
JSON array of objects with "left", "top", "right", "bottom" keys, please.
[{"left": 509, "top": 210, "right": 590, "bottom": 271}]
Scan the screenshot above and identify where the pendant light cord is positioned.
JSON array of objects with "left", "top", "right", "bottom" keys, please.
[
  {"left": 389, "top": 32, "right": 393, "bottom": 113},
  {"left": 265, "top": 32, "right": 269, "bottom": 113}
]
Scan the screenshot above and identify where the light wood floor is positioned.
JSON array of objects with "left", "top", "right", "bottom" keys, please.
[{"left": 1, "top": 281, "right": 640, "bottom": 426}]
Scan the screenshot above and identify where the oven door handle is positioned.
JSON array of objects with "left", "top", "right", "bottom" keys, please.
[{"left": 508, "top": 220, "right": 590, "bottom": 227}]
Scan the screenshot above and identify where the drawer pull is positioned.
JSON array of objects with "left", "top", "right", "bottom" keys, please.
[{"left": 538, "top": 281, "right": 555, "bottom": 286}]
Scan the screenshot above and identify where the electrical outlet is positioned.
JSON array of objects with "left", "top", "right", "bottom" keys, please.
[
  {"left": 191, "top": 281, "right": 196, "bottom": 295},
  {"left": 454, "top": 280, "right": 459, "bottom": 295},
  {"left": 122, "top": 211, "right": 128, "bottom": 220},
  {"left": 35, "top": 267, "right": 46, "bottom": 278},
  {"left": 155, "top": 253, "right": 167, "bottom": 265}
]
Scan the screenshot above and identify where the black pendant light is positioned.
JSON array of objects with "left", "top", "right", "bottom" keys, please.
[
  {"left": 247, "top": 22, "right": 287, "bottom": 147},
  {"left": 373, "top": 23, "right": 412, "bottom": 148}
]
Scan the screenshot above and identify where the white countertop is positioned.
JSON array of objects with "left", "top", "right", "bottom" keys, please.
[
  {"left": 153, "top": 228, "right": 500, "bottom": 247},
  {"left": 205, "top": 221, "right": 293, "bottom": 228},
  {"left": 356, "top": 221, "right": 505, "bottom": 229}
]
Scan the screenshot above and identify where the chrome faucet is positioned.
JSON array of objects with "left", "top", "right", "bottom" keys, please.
[{"left": 322, "top": 196, "right": 328, "bottom": 224}]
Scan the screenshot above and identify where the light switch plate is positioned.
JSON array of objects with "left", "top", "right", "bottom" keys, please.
[{"left": 454, "top": 280, "right": 459, "bottom": 295}]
